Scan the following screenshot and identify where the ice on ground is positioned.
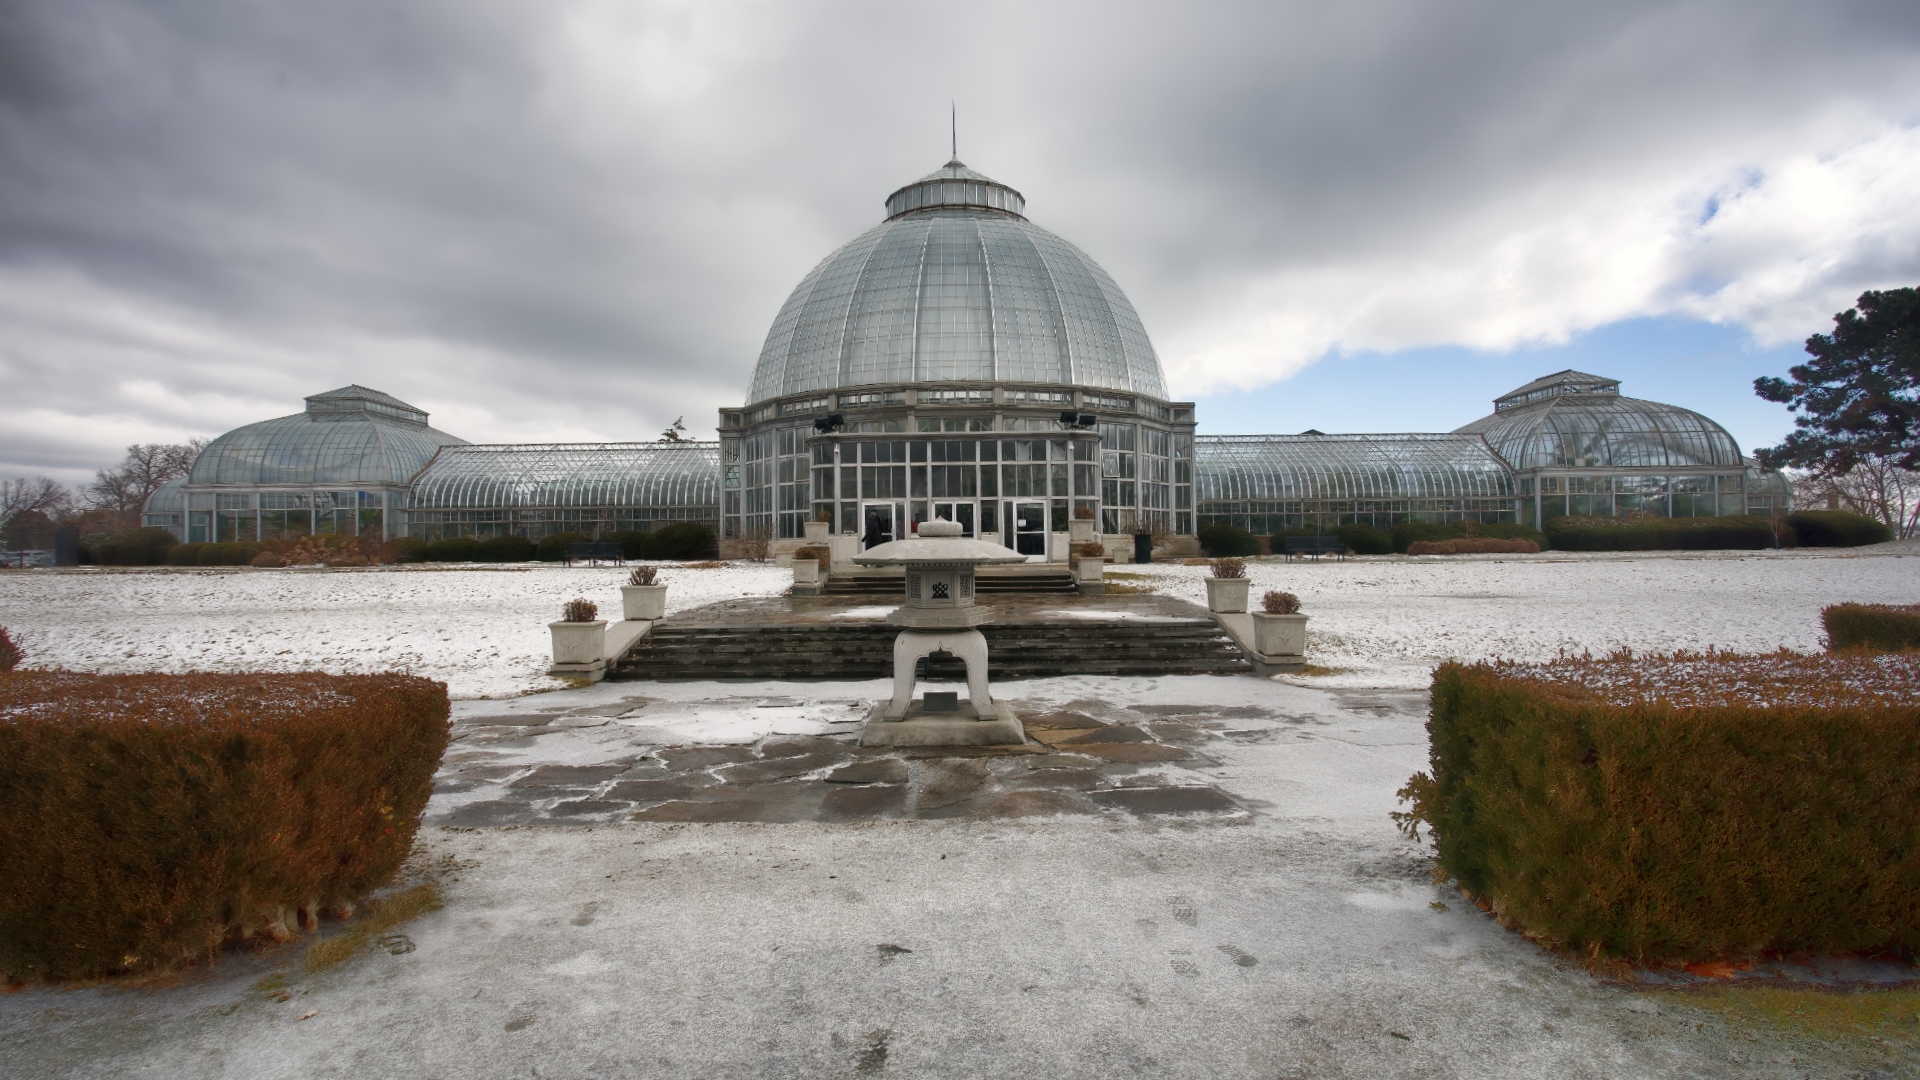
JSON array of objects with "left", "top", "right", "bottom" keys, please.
[{"left": 824, "top": 605, "right": 896, "bottom": 619}]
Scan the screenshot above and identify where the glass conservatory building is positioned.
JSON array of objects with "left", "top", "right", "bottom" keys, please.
[
  {"left": 166, "top": 386, "right": 466, "bottom": 542},
  {"left": 722, "top": 159, "right": 1197, "bottom": 556},
  {"left": 1193, "top": 434, "right": 1519, "bottom": 534},
  {"left": 405, "top": 442, "right": 720, "bottom": 540},
  {"left": 1454, "top": 370, "right": 1787, "bottom": 529}
]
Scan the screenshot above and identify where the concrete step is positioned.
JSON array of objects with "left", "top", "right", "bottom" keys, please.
[
  {"left": 609, "top": 618, "right": 1250, "bottom": 680},
  {"left": 824, "top": 566, "right": 1078, "bottom": 595}
]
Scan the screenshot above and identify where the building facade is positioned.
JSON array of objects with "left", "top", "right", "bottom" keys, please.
[{"left": 723, "top": 160, "right": 1197, "bottom": 556}]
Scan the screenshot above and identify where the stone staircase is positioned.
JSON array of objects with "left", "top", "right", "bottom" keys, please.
[
  {"left": 608, "top": 618, "right": 1249, "bottom": 681},
  {"left": 823, "top": 565, "right": 1077, "bottom": 595}
]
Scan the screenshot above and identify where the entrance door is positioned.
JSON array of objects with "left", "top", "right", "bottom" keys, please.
[
  {"left": 859, "top": 504, "right": 897, "bottom": 550},
  {"left": 1010, "top": 501, "right": 1047, "bottom": 558},
  {"left": 930, "top": 501, "right": 975, "bottom": 537}
]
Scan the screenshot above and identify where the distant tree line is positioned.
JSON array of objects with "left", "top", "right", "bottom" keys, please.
[{"left": 1, "top": 440, "right": 207, "bottom": 551}]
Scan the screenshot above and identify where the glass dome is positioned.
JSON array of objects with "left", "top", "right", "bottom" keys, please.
[
  {"left": 1455, "top": 371, "right": 1744, "bottom": 471},
  {"left": 188, "top": 386, "right": 467, "bottom": 487},
  {"left": 745, "top": 159, "right": 1167, "bottom": 406}
]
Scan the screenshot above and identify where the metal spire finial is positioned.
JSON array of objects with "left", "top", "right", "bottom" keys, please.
[{"left": 950, "top": 101, "right": 957, "bottom": 162}]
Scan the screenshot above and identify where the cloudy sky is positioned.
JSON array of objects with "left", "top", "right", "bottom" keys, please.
[{"left": 3, "top": 0, "right": 1918, "bottom": 486}]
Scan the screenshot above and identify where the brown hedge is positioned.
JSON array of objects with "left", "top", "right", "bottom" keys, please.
[
  {"left": 0, "top": 671, "right": 449, "bottom": 981},
  {"left": 1824, "top": 603, "right": 1920, "bottom": 652},
  {"left": 1400, "top": 651, "right": 1920, "bottom": 964}
]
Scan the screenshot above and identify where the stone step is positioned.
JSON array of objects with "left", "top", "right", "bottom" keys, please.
[
  {"left": 823, "top": 567, "right": 1078, "bottom": 595},
  {"left": 609, "top": 618, "right": 1250, "bottom": 680}
]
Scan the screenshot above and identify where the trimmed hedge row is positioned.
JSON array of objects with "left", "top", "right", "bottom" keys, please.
[
  {"left": 79, "top": 528, "right": 180, "bottom": 566},
  {"left": 1825, "top": 603, "right": 1920, "bottom": 652},
  {"left": 0, "top": 671, "right": 449, "bottom": 980},
  {"left": 1388, "top": 521, "right": 1547, "bottom": 554},
  {"left": 1789, "top": 510, "right": 1894, "bottom": 547},
  {"left": 162, "top": 542, "right": 265, "bottom": 566},
  {"left": 1544, "top": 514, "right": 1776, "bottom": 552},
  {"left": 406, "top": 524, "right": 719, "bottom": 564},
  {"left": 1198, "top": 523, "right": 1259, "bottom": 557},
  {"left": 1402, "top": 653, "right": 1920, "bottom": 963}
]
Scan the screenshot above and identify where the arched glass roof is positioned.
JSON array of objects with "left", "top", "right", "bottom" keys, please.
[
  {"left": 746, "top": 160, "right": 1167, "bottom": 406},
  {"left": 1456, "top": 379, "right": 1743, "bottom": 471},
  {"left": 1194, "top": 434, "right": 1516, "bottom": 502},
  {"left": 143, "top": 477, "right": 186, "bottom": 515},
  {"left": 188, "top": 386, "right": 466, "bottom": 487},
  {"left": 406, "top": 443, "right": 720, "bottom": 511}
]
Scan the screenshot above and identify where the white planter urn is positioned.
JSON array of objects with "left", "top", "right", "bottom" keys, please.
[
  {"left": 620, "top": 584, "right": 667, "bottom": 621},
  {"left": 792, "top": 559, "right": 821, "bottom": 586},
  {"left": 1068, "top": 519, "right": 1097, "bottom": 544},
  {"left": 803, "top": 520, "right": 831, "bottom": 543},
  {"left": 1071, "top": 557, "right": 1104, "bottom": 585},
  {"left": 1251, "top": 613, "right": 1308, "bottom": 656},
  {"left": 549, "top": 620, "right": 607, "bottom": 666},
  {"left": 1205, "top": 577, "right": 1250, "bottom": 613}
]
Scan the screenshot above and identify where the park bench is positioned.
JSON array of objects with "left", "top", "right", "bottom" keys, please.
[
  {"left": 1282, "top": 536, "right": 1347, "bottom": 562},
  {"left": 566, "top": 542, "right": 625, "bottom": 567}
]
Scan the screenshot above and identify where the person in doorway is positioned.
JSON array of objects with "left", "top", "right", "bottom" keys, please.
[{"left": 863, "top": 511, "right": 886, "bottom": 551}]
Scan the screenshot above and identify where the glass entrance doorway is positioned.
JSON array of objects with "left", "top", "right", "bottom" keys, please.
[
  {"left": 1008, "top": 501, "right": 1047, "bottom": 558},
  {"left": 930, "top": 501, "right": 975, "bottom": 536},
  {"left": 859, "top": 503, "right": 899, "bottom": 550}
]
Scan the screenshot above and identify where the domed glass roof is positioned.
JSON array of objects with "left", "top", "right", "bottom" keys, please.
[
  {"left": 1454, "top": 370, "right": 1744, "bottom": 471},
  {"left": 745, "top": 160, "right": 1167, "bottom": 406},
  {"left": 188, "top": 385, "right": 467, "bottom": 487}
]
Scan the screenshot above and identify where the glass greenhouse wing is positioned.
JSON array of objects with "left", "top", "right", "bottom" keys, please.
[
  {"left": 406, "top": 443, "right": 721, "bottom": 512},
  {"left": 1193, "top": 434, "right": 1517, "bottom": 504},
  {"left": 188, "top": 412, "right": 467, "bottom": 487},
  {"left": 1457, "top": 395, "right": 1744, "bottom": 471}
]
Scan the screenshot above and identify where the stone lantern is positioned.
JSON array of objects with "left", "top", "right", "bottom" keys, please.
[{"left": 851, "top": 518, "right": 1027, "bottom": 746}]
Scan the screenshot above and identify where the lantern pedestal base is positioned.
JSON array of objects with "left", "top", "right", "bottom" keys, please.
[{"left": 857, "top": 699, "right": 1025, "bottom": 747}]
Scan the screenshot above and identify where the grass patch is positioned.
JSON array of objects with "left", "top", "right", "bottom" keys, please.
[
  {"left": 1681, "top": 983, "right": 1920, "bottom": 1053},
  {"left": 1101, "top": 571, "right": 1156, "bottom": 595},
  {"left": 302, "top": 883, "right": 443, "bottom": 973}
]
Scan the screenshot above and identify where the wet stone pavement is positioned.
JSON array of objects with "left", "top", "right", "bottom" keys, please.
[{"left": 429, "top": 696, "right": 1261, "bottom": 827}]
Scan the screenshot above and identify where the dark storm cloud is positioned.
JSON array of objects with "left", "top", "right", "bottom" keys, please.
[{"left": 2, "top": 0, "right": 1918, "bottom": 482}]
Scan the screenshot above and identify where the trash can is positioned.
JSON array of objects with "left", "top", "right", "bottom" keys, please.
[{"left": 1132, "top": 532, "right": 1153, "bottom": 565}]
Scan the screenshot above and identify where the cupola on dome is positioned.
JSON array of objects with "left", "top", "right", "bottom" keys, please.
[{"left": 745, "top": 159, "right": 1167, "bottom": 406}]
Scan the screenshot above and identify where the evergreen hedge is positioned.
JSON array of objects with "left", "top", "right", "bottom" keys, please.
[
  {"left": 1824, "top": 603, "right": 1920, "bottom": 652},
  {"left": 534, "top": 531, "right": 591, "bottom": 562},
  {"left": 80, "top": 528, "right": 180, "bottom": 566},
  {"left": 1401, "top": 652, "right": 1920, "bottom": 963},
  {"left": 1788, "top": 510, "right": 1894, "bottom": 548},
  {"left": 644, "top": 522, "right": 719, "bottom": 560},
  {"left": 1543, "top": 514, "right": 1775, "bottom": 552},
  {"left": 1333, "top": 523, "right": 1393, "bottom": 555},
  {"left": 473, "top": 535, "right": 535, "bottom": 562},
  {"left": 1197, "top": 523, "right": 1259, "bottom": 557},
  {"left": 1388, "top": 520, "right": 1547, "bottom": 553},
  {"left": 195, "top": 542, "right": 264, "bottom": 566},
  {"left": 421, "top": 537, "right": 479, "bottom": 563},
  {"left": 0, "top": 671, "right": 449, "bottom": 980},
  {"left": 164, "top": 542, "right": 204, "bottom": 566}
]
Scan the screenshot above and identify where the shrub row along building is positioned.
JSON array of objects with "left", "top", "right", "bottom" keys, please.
[{"left": 144, "top": 160, "right": 1789, "bottom": 553}]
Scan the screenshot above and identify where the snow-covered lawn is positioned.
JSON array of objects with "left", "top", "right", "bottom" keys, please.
[
  {"left": 0, "top": 562, "right": 790, "bottom": 699},
  {"left": 0, "top": 546, "right": 1914, "bottom": 698},
  {"left": 1122, "top": 545, "right": 1920, "bottom": 688}
]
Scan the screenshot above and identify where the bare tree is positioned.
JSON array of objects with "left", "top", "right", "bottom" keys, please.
[
  {"left": 1789, "top": 456, "right": 1920, "bottom": 539},
  {"left": 1, "top": 478, "right": 73, "bottom": 550},
  {"left": 83, "top": 440, "right": 208, "bottom": 514}
]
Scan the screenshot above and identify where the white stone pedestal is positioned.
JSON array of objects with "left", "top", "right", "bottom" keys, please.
[{"left": 856, "top": 627, "right": 1025, "bottom": 746}]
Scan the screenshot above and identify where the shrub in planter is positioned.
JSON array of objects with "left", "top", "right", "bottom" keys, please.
[
  {"left": 1197, "top": 523, "right": 1258, "bottom": 557},
  {"left": 645, "top": 522, "right": 719, "bottom": 560},
  {"left": 1789, "top": 510, "right": 1894, "bottom": 548},
  {"left": 0, "top": 671, "right": 449, "bottom": 980},
  {"left": 1332, "top": 523, "right": 1392, "bottom": 555},
  {"left": 562, "top": 597, "right": 599, "bottom": 622},
  {"left": 1260, "top": 590, "right": 1300, "bottom": 614},
  {"left": 473, "top": 535, "right": 534, "bottom": 563},
  {"left": 165, "top": 542, "right": 205, "bottom": 566},
  {"left": 1824, "top": 603, "right": 1920, "bottom": 652},
  {"left": 1399, "top": 651, "right": 1920, "bottom": 964},
  {"left": 534, "top": 531, "right": 591, "bottom": 563}
]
